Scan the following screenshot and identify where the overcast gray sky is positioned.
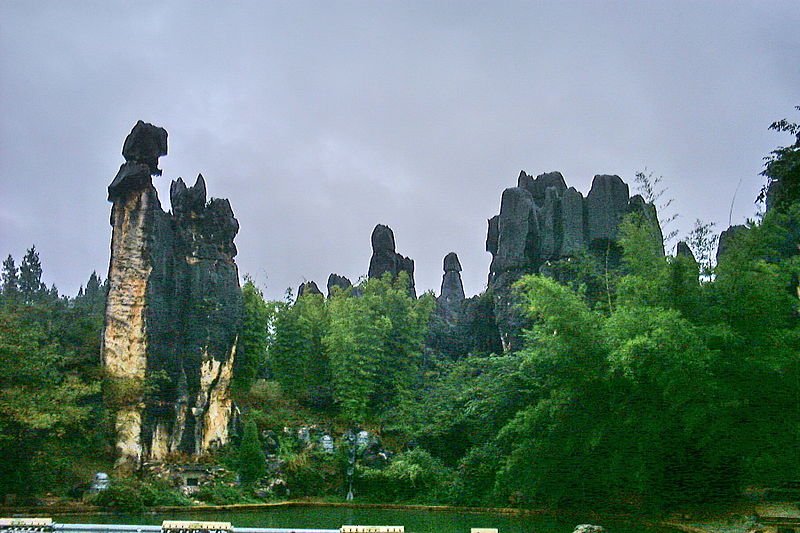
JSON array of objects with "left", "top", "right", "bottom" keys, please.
[{"left": 1, "top": 1, "right": 798, "bottom": 300}]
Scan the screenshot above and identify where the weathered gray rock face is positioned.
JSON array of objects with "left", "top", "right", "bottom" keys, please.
[
  {"left": 103, "top": 122, "right": 242, "bottom": 473},
  {"left": 716, "top": 224, "right": 747, "bottom": 263},
  {"left": 438, "top": 252, "right": 465, "bottom": 322},
  {"left": 561, "top": 186, "right": 586, "bottom": 256},
  {"left": 298, "top": 280, "right": 323, "bottom": 298},
  {"left": 368, "top": 224, "right": 416, "bottom": 296},
  {"left": 121, "top": 120, "right": 168, "bottom": 176},
  {"left": 485, "top": 215, "right": 500, "bottom": 256},
  {"left": 326, "top": 273, "right": 352, "bottom": 297},
  {"left": 586, "top": 174, "right": 630, "bottom": 245},
  {"left": 675, "top": 241, "right": 698, "bottom": 263},
  {"left": 492, "top": 186, "right": 537, "bottom": 274},
  {"left": 486, "top": 171, "right": 662, "bottom": 351}
]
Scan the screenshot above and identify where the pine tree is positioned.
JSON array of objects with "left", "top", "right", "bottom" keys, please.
[
  {"left": 85, "top": 271, "right": 101, "bottom": 300},
  {"left": 234, "top": 278, "right": 271, "bottom": 396},
  {"left": 238, "top": 420, "right": 266, "bottom": 483},
  {"left": 1, "top": 254, "right": 19, "bottom": 303},
  {"left": 18, "top": 246, "right": 46, "bottom": 303}
]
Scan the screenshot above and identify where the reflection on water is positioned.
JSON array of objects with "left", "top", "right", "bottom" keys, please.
[{"left": 63, "top": 507, "right": 673, "bottom": 533}]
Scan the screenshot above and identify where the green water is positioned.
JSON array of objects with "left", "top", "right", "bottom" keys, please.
[{"left": 62, "top": 507, "right": 674, "bottom": 533}]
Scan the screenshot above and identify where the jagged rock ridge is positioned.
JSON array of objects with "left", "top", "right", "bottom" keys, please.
[
  {"left": 103, "top": 121, "right": 242, "bottom": 472},
  {"left": 298, "top": 280, "right": 323, "bottom": 297},
  {"left": 487, "top": 170, "right": 662, "bottom": 351},
  {"left": 326, "top": 273, "right": 352, "bottom": 297}
]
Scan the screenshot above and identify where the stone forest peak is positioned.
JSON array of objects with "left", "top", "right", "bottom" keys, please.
[
  {"left": 101, "top": 122, "right": 665, "bottom": 471},
  {"left": 103, "top": 121, "right": 241, "bottom": 472}
]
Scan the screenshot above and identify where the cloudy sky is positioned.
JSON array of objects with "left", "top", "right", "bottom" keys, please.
[{"left": 1, "top": 1, "right": 798, "bottom": 300}]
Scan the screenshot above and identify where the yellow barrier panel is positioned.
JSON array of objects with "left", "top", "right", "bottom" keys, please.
[
  {"left": 161, "top": 521, "right": 232, "bottom": 532},
  {"left": 340, "top": 527, "right": 404, "bottom": 533},
  {"left": 0, "top": 518, "right": 54, "bottom": 532},
  {"left": 471, "top": 529, "right": 499, "bottom": 533}
]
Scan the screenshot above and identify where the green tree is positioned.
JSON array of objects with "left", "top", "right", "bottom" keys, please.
[
  {"left": 1, "top": 254, "right": 19, "bottom": 303},
  {"left": 617, "top": 212, "right": 670, "bottom": 308},
  {"left": 18, "top": 246, "right": 47, "bottom": 303},
  {"left": 494, "top": 276, "right": 609, "bottom": 507},
  {"left": 493, "top": 274, "right": 737, "bottom": 508},
  {"left": 706, "top": 206, "right": 800, "bottom": 483},
  {"left": 0, "top": 305, "right": 100, "bottom": 497},
  {"left": 234, "top": 277, "right": 271, "bottom": 396},
  {"left": 238, "top": 420, "right": 266, "bottom": 483},
  {"left": 759, "top": 105, "right": 800, "bottom": 211},
  {"left": 686, "top": 219, "right": 718, "bottom": 278},
  {"left": 324, "top": 273, "right": 434, "bottom": 424},
  {"left": 634, "top": 168, "right": 679, "bottom": 246},
  {"left": 269, "top": 289, "right": 330, "bottom": 407}
]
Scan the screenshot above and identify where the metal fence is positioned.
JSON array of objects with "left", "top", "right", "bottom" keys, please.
[{"left": 0, "top": 520, "right": 436, "bottom": 533}]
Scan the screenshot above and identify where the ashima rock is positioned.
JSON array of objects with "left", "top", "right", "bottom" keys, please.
[
  {"left": 486, "top": 171, "right": 661, "bottom": 351},
  {"left": 103, "top": 121, "right": 242, "bottom": 472}
]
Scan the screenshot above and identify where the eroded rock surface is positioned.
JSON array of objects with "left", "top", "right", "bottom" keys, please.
[
  {"left": 438, "top": 252, "right": 465, "bottom": 323},
  {"left": 326, "top": 273, "right": 352, "bottom": 297},
  {"left": 103, "top": 122, "right": 241, "bottom": 472},
  {"left": 368, "top": 224, "right": 416, "bottom": 296},
  {"left": 298, "top": 280, "right": 323, "bottom": 297},
  {"left": 716, "top": 224, "right": 747, "bottom": 263},
  {"left": 675, "top": 241, "right": 698, "bottom": 263},
  {"left": 486, "top": 171, "right": 662, "bottom": 351}
]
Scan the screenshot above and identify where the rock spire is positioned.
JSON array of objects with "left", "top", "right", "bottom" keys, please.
[
  {"left": 103, "top": 122, "right": 241, "bottom": 472},
  {"left": 367, "top": 224, "right": 416, "bottom": 296}
]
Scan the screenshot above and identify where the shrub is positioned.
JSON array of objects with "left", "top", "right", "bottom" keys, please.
[
  {"left": 239, "top": 420, "right": 267, "bottom": 483},
  {"left": 356, "top": 448, "right": 454, "bottom": 503},
  {"left": 282, "top": 449, "right": 342, "bottom": 497},
  {"left": 451, "top": 442, "right": 502, "bottom": 506},
  {"left": 195, "top": 484, "right": 260, "bottom": 505},
  {"left": 87, "top": 477, "right": 191, "bottom": 512}
]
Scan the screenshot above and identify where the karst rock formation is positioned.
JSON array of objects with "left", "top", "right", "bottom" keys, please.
[
  {"left": 326, "top": 273, "right": 353, "bottom": 297},
  {"left": 486, "top": 171, "right": 662, "bottom": 351},
  {"left": 438, "top": 252, "right": 465, "bottom": 323},
  {"left": 297, "top": 280, "right": 323, "bottom": 297},
  {"left": 368, "top": 223, "right": 416, "bottom": 296},
  {"left": 103, "top": 121, "right": 242, "bottom": 472}
]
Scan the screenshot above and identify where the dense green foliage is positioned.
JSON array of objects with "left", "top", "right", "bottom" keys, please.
[
  {"left": 86, "top": 477, "right": 192, "bottom": 512},
  {"left": 357, "top": 448, "right": 453, "bottom": 503},
  {"left": 233, "top": 278, "right": 273, "bottom": 397},
  {"left": 270, "top": 288, "right": 331, "bottom": 408},
  {"left": 0, "top": 248, "right": 108, "bottom": 501},
  {"left": 325, "top": 273, "right": 435, "bottom": 423},
  {"left": 247, "top": 273, "right": 434, "bottom": 424},
  {"left": 2, "top": 110, "right": 798, "bottom": 511},
  {"left": 759, "top": 106, "right": 800, "bottom": 210}
]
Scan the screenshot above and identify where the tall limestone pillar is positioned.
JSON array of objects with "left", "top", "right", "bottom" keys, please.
[{"left": 102, "top": 121, "right": 241, "bottom": 472}]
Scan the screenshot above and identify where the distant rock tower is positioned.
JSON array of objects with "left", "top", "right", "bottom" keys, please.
[
  {"left": 368, "top": 224, "right": 416, "bottom": 296},
  {"left": 103, "top": 121, "right": 242, "bottom": 472},
  {"left": 439, "top": 252, "right": 465, "bottom": 323}
]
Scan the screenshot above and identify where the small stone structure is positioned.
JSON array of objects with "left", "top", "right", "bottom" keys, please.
[
  {"left": 144, "top": 463, "right": 234, "bottom": 496},
  {"left": 573, "top": 526, "right": 605, "bottom": 533}
]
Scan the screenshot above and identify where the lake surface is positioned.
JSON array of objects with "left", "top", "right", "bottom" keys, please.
[{"left": 62, "top": 506, "right": 675, "bottom": 533}]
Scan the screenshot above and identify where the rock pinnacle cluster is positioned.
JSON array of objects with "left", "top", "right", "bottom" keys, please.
[{"left": 103, "top": 121, "right": 242, "bottom": 472}]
